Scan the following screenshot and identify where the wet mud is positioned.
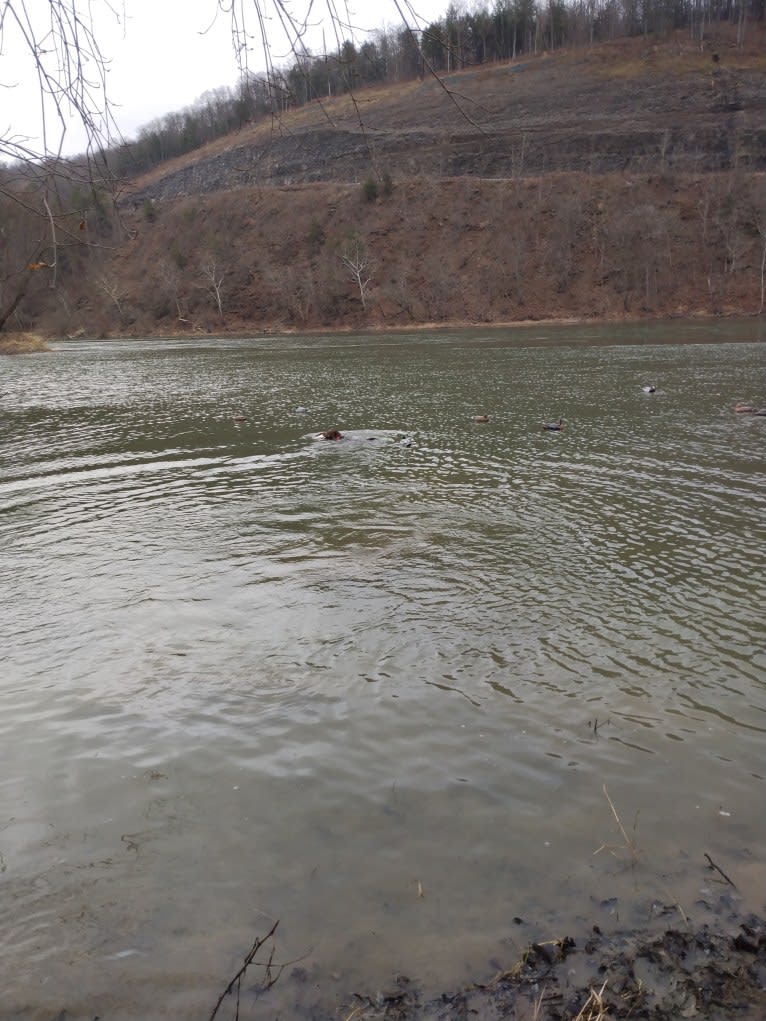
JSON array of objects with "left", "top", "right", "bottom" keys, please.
[
  {"left": 281, "top": 895, "right": 766, "bottom": 1021},
  {"left": 40, "top": 898, "right": 766, "bottom": 1020}
]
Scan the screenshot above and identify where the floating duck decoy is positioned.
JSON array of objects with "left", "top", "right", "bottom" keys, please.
[
  {"left": 473, "top": 414, "right": 490, "bottom": 423},
  {"left": 542, "top": 418, "right": 565, "bottom": 431},
  {"left": 642, "top": 385, "right": 656, "bottom": 394}
]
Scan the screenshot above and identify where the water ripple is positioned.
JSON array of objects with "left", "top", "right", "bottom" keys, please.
[{"left": 2, "top": 330, "right": 765, "bottom": 1017}]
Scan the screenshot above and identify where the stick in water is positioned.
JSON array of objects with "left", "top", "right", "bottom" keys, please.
[
  {"left": 209, "top": 920, "right": 280, "bottom": 1021},
  {"left": 704, "top": 853, "right": 737, "bottom": 889}
]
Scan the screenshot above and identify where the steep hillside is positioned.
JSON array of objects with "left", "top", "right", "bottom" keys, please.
[
  {"left": 16, "top": 29, "right": 766, "bottom": 338},
  {"left": 125, "top": 32, "right": 766, "bottom": 203}
]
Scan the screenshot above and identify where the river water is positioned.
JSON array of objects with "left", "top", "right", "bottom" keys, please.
[{"left": 2, "top": 320, "right": 765, "bottom": 1020}]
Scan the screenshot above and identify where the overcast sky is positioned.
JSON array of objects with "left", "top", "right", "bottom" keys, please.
[{"left": 1, "top": 0, "right": 447, "bottom": 159}]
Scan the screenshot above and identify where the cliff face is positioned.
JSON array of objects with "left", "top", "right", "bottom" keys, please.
[{"left": 14, "top": 32, "right": 766, "bottom": 338}]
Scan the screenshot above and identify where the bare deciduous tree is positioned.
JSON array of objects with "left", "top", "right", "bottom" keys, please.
[
  {"left": 96, "top": 270, "right": 127, "bottom": 323},
  {"left": 159, "top": 260, "right": 189, "bottom": 323},
  {"left": 283, "top": 267, "right": 315, "bottom": 324},
  {"left": 200, "top": 256, "right": 226, "bottom": 319},
  {"left": 340, "top": 236, "right": 374, "bottom": 311}
]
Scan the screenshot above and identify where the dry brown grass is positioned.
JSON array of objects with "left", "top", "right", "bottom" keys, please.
[
  {"left": 594, "top": 784, "right": 642, "bottom": 865},
  {"left": 572, "top": 980, "right": 610, "bottom": 1021},
  {"left": 0, "top": 331, "right": 50, "bottom": 354}
]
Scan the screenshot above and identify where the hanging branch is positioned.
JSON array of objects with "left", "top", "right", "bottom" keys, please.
[
  {"left": 0, "top": 0, "right": 124, "bottom": 165},
  {"left": 391, "top": 0, "right": 491, "bottom": 134},
  {"left": 0, "top": 2, "right": 127, "bottom": 332}
]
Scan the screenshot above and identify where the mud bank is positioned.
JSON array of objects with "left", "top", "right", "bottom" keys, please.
[{"left": 275, "top": 896, "right": 766, "bottom": 1021}]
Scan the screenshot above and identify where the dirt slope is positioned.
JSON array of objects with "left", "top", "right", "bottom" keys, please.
[{"left": 17, "top": 28, "right": 766, "bottom": 338}]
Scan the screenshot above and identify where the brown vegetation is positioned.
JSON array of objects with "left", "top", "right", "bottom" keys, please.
[
  {"left": 3, "top": 29, "right": 766, "bottom": 339},
  {"left": 0, "top": 331, "right": 50, "bottom": 354}
]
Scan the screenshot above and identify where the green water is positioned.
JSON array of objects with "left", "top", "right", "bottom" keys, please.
[{"left": 1, "top": 319, "right": 764, "bottom": 1019}]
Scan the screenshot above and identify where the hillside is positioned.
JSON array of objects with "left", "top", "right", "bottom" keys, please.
[
  {"left": 16, "top": 28, "right": 766, "bottom": 338},
  {"left": 126, "top": 32, "right": 766, "bottom": 200}
]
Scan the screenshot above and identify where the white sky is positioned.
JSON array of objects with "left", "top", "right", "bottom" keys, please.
[{"left": 1, "top": 0, "right": 448, "bottom": 159}]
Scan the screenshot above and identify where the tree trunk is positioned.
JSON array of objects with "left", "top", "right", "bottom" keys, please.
[{"left": 0, "top": 270, "right": 34, "bottom": 333}]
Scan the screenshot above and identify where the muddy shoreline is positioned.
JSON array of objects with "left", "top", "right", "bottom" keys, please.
[
  {"left": 342, "top": 920, "right": 766, "bottom": 1020},
  {"left": 265, "top": 890, "right": 766, "bottom": 1021}
]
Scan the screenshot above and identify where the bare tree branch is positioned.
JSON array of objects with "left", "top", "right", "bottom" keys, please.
[{"left": 1, "top": 0, "right": 125, "bottom": 164}]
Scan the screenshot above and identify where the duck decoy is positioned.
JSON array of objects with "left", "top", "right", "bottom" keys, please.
[{"left": 542, "top": 418, "right": 565, "bottom": 431}]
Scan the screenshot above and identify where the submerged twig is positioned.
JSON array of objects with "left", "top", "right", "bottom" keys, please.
[
  {"left": 594, "top": 784, "right": 641, "bottom": 865},
  {"left": 209, "top": 920, "right": 279, "bottom": 1021},
  {"left": 704, "top": 853, "right": 737, "bottom": 889},
  {"left": 531, "top": 983, "right": 547, "bottom": 1020},
  {"left": 604, "top": 785, "right": 632, "bottom": 849},
  {"left": 659, "top": 884, "right": 690, "bottom": 927}
]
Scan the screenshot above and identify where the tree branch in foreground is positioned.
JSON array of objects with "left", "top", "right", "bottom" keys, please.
[{"left": 208, "top": 920, "right": 281, "bottom": 1021}]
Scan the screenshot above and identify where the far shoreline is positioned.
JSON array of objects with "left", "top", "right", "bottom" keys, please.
[
  {"left": 3, "top": 311, "right": 764, "bottom": 354},
  {"left": 51, "top": 310, "right": 766, "bottom": 346}
]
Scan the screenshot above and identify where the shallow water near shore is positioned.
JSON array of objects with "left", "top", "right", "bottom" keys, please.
[{"left": 2, "top": 319, "right": 765, "bottom": 1019}]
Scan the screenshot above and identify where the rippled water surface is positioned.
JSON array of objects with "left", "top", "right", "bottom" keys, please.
[{"left": 2, "top": 321, "right": 765, "bottom": 1019}]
